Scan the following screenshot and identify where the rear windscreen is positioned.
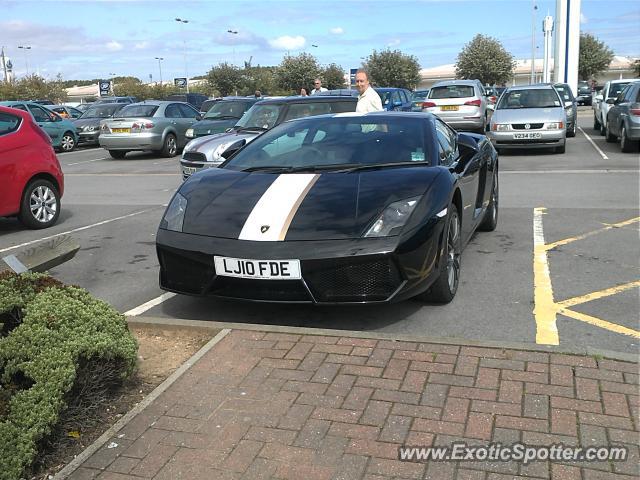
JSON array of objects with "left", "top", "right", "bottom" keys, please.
[
  {"left": 429, "top": 85, "right": 475, "bottom": 99},
  {"left": 116, "top": 105, "right": 158, "bottom": 118},
  {"left": 0, "top": 112, "right": 21, "bottom": 135}
]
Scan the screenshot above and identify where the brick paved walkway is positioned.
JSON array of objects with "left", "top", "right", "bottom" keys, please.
[{"left": 68, "top": 330, "right": 639, "bottom": 480}]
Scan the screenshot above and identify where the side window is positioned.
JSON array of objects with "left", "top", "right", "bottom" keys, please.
[
  {"left": 616, "top": 87, "right": 628, "bottom": 104},
  {"left": 623, "top": 85, "right": 635, "bottom": 102},
  {"left": 435, "top": 120, "right": 456, "bottom": 165},
  {"left": 11, "top": 104, "right": 27, "bottom": 111},
  {"left": 165, "top": 104, "right": 181, "bottom": 118},
  {"left": 262, "top": 127, "right": 310, "bottom": 157},
  {"left": 391, "top": 91, "right": 401, "bottom": 105},
  {"left": 329, "top": 101, "right": 355, "bottom": 113},
  {"left": 0, "top": 112, "right": 21, "bottom": 135},
  {"left": 178, "top": 103, "right": 198, "bottom": 118},
  {"left": 28, "top": 105, "right": 53, "bottom": 122},
  {"left": 635, "top": 86, "right": 640, "bottom": 103}
]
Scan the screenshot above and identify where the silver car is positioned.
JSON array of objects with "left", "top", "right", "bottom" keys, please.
[
  {"left": 99, "top": 100, "right": 201, "bottom": 159},
  {"left": 593, "top": 79, "right": 633, "bottom": 136},
  {"left": 421, "top": 79, "right": 489, "bottom": 133},
  {"left": 487, "top": 85, "right": 567, "bottom": 154}
]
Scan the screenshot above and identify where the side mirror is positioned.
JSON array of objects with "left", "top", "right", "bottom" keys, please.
[
  {"left": 564, "top": 101, "right": 573, "bottom": 107},
  {"left": 195, "top": 114, "right": 203, "bottom": 121},
  {"left": 605, "top": 98, "right": 616, "bottom": 105},
  {"left": 595, "top": 94, "right": 603, "bottom": 101}
]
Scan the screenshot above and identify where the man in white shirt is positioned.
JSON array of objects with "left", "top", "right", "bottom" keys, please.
[
  {"left": 355, "top": 70, "right": 383, "bottom": 113},
  {"left": 310, "top": 79, "right": 328, "bottom": 95}
]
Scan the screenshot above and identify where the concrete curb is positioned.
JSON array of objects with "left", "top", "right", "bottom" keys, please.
[
  {"left": 53, "top": 328, "right": 231, "bottom": 480},
  {"left": 128, "top": 316, "right": 638, "bottom": 363}
]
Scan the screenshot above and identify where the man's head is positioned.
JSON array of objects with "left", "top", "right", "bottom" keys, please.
[
  {"left": 313, "top": 79, "right": 322, "bottom": 90},
  {"left": 355, "top": 70, "right": 370, "bottom": 95},
  {"left": 255, "top": 90, "right": 261, "bottom": 97}
]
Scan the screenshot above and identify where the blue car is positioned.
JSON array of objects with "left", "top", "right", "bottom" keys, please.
[
  {"left": 376, "top": 88, "right": 414, "bottom": 111},
  {"left": 0, "top": 100, "right": 79, "bottom": 152}
]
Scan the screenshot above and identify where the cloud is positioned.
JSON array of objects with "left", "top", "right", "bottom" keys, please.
[
  {"left": 580, "top": 13, "right": 588, "bottom": 24},
  {"left": 269, "top": 35, "right": 305, "bottom": 50},
  {"left": 387, "top": 39, "right": 401, "bottom": 47},
  {"left": 134, "top": 41, "right": 149, "bottom": 50},
  {"left": 330, "top": 27, "right": 344, "bottom": 35},
  {"left": 106, "top": 41, "right": 123, "bottom": 51}
]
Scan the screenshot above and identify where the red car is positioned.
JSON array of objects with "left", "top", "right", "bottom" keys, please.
[{"left": 0, "top": 105, "right": 64, "bottom": 229}]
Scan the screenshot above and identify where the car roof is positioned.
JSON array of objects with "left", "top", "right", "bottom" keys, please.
[
  {"left": 254, "top": 96, "right": 357, "bottom": 105},
  {"left": 0, "top": 105, "right": 30, "bottom": 117},
  {"left": 375, "top": 87, "right": 409, "bottom": 92},
  {"left": 506, "top": 84, "right": 557, "bottom": 92},
  {"left": 432, "top": 79, "right": 481, "bottom": 87}
]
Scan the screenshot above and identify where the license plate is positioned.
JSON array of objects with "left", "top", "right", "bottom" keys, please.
[
  {"left": 214, "top": 256, "right": 301, "bottom": 280},
  {"left": 182, "top": 166, "right": 197, "bottom": 175},
  {"left": 111, "top": 128, "right": 130, "bottom": 133},
  {"left": 440, "top": 105, "right": 459, "bottom": 111},
  {"left": 513, "top": 132, "right": 542, "bottom": 139}
]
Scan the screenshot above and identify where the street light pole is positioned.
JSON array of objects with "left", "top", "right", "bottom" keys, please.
[
  {"left": 530, "top": 0, "right": 538, "bottom": 84},
  {"left": 109, "top": 72, "right": 116, "bottom": 95},
  {"left": 18, "top": 45, "right": 31, "bottom": 77},
  {"left": 227, "top": 29, "right": 238, "bottom": 66},
  {"left": 155, "top": 57, "right": 164, "bottom": 86},
  {"left": 175, "top": 18, "right": 189, "bottom": 93}
]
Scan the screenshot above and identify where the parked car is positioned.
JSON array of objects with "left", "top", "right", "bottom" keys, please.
[
  {"left": 488, "top": 84, "right": 566, "bottom": 154},
  {"left": 31, "top": 100, "right": 54, "bottom": 105},
  {"left": 593, "top": 79, "right": 633, "bottom": 135},
  {"left": 421, "top": 80, "right": 490, "bottom": 133},
  {"left": 158, "top": 111, "right": 498, "bottom": 304},
  {"left": 185, "top": 97, "right": 261, "bottom": 140},
  {"left": 604, "top": 80, "right": 640, "bottom": 152},
  {"left": 94, "top": 96, "right": 137, "bottom": 105},
  {"left": 553, "top": 83, "right": 577, "bottom": 137},
  {"left": 317, "top": 89, "right": 359, "bottom": 97},
  {"left": 180, "top": 95, "right": 357, "bottom": 180},
  {"left": 576, "top": 80, "right": 592, "bottom": 106},
  {"left": 0, "top": 105, "right": 64, "bottom": 228},
  {"left": 73, "top": 103, "right": 94, "bottom": 113},
  {"left": 73, "top": 102, "right": 128, "bottom": 146},
  {"left": 47, "top": 104, "right": 84, "bottom": 119},
  {"left": 0, "top": 100, "right": 78, "bottom": 152},
  {"left": 410, "top": 89, "right": 430, "bottom": 111},
  {"left": 199, "top": 98, "right": 222, "bottom": 115},
  {"left": 99, "top": 100, "right": 201, "bottom": 159},
  {"left": 166, "top": 93, "right": 209, "bottom": 111},
  {"left": 375, "top": 88, "right": 414, "bottom": 111}
]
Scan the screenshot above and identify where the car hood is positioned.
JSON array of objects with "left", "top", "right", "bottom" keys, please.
[
  {"left": 492, "top": 107, "right": 565, "bottom": 124},
  {"left": 73, "top": 118, "right": 101, "bottom": 128},
  {"left": 184, "top": 130, "right": 261, "bottom": 161},
  {"left": 192, "top": 119, "right": 237, "bottom": 133},
  {"left": 178, "top": 167, "right": 442, "bottom": 241}
]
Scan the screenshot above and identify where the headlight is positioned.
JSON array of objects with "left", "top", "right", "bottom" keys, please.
[
  {"left": 364, "top": 197, "right": 421, "bottom": 238},
  {"left": 546, "top": 122, "right": 564, "bottom": 130},
  {"left": 160, "top": 193, "right": 187, "bottom": 232},
  {"left": 185, "top": 128, "right": 194, "bottom": 138},
  {"left": 84, "top": 125, "right": 96, "bottom": 132},
  {"left": 491, "top": 123, "right": 510, "bottom": 132}
]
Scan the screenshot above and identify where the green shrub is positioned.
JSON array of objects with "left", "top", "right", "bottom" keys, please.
[{"left": 0, "top": 272, "right": 138, "bottom": 480}]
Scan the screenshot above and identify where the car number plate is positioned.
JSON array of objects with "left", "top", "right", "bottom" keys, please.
[
  {"left": 214, "top": 256, "right": 301, "bottom": 280},
  {"left": 182, "top": 166, "right": 197, "bottom": 175},
  {"left": 440, "top": 105, "right": 459, "bottom": 111},
  {"left": 513, "top": 132, "right": 542, "bottom": 139},
  {"left": 111, "top": 128, "right": 130, "bottom": 133}
]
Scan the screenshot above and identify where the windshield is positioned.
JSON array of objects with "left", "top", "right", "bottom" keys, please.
[
  {"left": 429, "top": 85, "right": 475, "bottom": 99},
  {"left": 608, "top": 82, "right": 630, "bottom": 98},
  {"left": 412, "top": 91, "right": 429, "bottom": 101},
  {"left": 223, "top": 116, "right": 430, "bottom": 172},
  {"left": 497, "top": 89, "right": 561, "bottom": 109},
  {"left": 235, "top": 104, "right": 283, "bottom": 130},
  {"left": 80, "top": 104, "right": 123, "bottom": 119},
  {"left": 115, "top": 105, "right": 158, "bottom": 118},
  {"left": 204, "top": 100, "right": 250, "bottom": 120},
  {"left": 554, "top": 85, "right": 573, "bottom": 102}
]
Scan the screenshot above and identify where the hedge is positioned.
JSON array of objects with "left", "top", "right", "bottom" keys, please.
[{"left": 0, "top": 272, "right": 138, "bottom": 480}]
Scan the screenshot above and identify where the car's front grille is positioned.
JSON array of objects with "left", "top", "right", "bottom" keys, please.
[
  {"left": 158, "top": 246, "right": 213, "bottom": 294},
  {"left": 209, "top": 277, "right": 311, "bottom": 301},
  {"left": 303, "top": 257, "right": 403, "bottom": 302},
  {"left": 511, "top": 123, "right": 544, "bottom": 130},
  {"left": 182, "top": 152, "right": 207, "bottom": 164}
]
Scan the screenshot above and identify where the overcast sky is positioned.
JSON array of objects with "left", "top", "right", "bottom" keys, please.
[{"left": 1, "top": 0, "right": 638, "bottom": 83}]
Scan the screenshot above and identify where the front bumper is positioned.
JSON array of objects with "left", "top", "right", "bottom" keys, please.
[
  {"left": 180, "top": 152, "right": 222, "bottom": 180},
  {"left": 156, "top": 220, "right": 445, "bottom": 304},
  {"left": 426, "top": 110, "right": 484, "bottom": 130},
  {"left": 487, "top": 130, "right": 565, "bottom": 149},
  {"left": 99, "top": 132, "right": 163, "bottom": 151},
  {"left": 78, "top": 131, "right": 100, "bottom": 145}
]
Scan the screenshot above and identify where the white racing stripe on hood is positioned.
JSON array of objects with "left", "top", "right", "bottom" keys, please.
[{"left": 239, "top": 173, "right": 320, "bottom": 241}]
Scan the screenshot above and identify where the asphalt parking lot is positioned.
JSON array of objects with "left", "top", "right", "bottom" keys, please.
[{"left": 1, "top": 114, "right": 638, "bottom": 354}]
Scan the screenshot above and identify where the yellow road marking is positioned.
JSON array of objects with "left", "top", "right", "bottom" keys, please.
[
  {"left": 533, "top": 207, "right": 559, "bottom": 345},
  {"left": 558, "top": 308, "right": 640, "bottom": 339},
  {"left": 557, "top": 281, "right": 640, "bottom": 308},
  {"left": 545, "top": 217, "right": 640, "bottom": 251}
]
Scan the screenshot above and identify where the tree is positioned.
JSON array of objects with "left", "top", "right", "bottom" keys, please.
[
  {"left": 578, "top": 33, "right": 614, "bottom": 80},
  {"left": 241, "top": 65, "right": 279, "bottom": 96},
  {"left": 363, "top": 49, "right": 420, "bottom": 89},
  {"left": 10, "top": 74, "right": 68, "bottom": 102},
  {"left": 455, "top": 34, "right": 515, "bottom": 85},
  {"left": 206, "top": 63, "right": 243, "bottom": 96},
  {"left": 322, "top": 63, "right": 346, "bottom": 89},
  {"left": 276, "top": 53, "right": 321, "bottom": 93},
  {"left": 113, "top": 77, "right": 153, "bottom": 100}
]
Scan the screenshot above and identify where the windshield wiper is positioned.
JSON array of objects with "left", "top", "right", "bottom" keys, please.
[
  {"left": 334, "top": 161, "right": 428, "bottom": 172},
  {"left": 241, "top": 163, "right": 359, "bottom": 173},
  {"left": 237, "top": 126, "right": 268, "bottom": 132},
  {"left": 206, "top": 115, "right": 240, "bottom": 120}
]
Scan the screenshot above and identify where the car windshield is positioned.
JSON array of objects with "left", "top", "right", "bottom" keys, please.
[
  {"left": 497, "top": 89, "right": 561, "bottom": 109},
  {"left": 235, "top": 104, "right": 283, "bottom": 130},
  {"left": 223, "top": 116, "right": 430, "bottom": 172},
  {"left": 554, "top": 85, "right": 573, "bottom": 101},
  {"left": 80, "top": 104, "right": 123, "bottom": 119},
  {"left": 115, "top": 105, "right": 158, "bottom": 118},
  {"left": 608, "top": 82, "right": 630, "bottom": 98},
  {"left": 430, "top": 85, "right": 475, "bottom": 99},
  {"left": 412, "top": 91, "right": 429, "bottom": 101},
  {"left": 204, "top": 101, "right": 249, "bottom": 120}
]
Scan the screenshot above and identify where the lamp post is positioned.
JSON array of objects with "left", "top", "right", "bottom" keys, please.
[
  {"left": 227, "top": 29, "right": 238, "bottom": 66},
  {"left": 109, "top": 72, "right": 116, "bottom": 94},
  {"left": 175, "top": 17, "right": 189, "bottom": 92},
  {"left": 155, "top": 57, "right": 164, "bottom": 86},
  {"left": 18, "top": 45, "right": 31, "bottom": 77},
  {"left": 530, "top": 0, "right": 538, "bottom": 84}
]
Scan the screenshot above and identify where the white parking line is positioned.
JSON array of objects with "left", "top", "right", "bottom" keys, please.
[
  {"left": 0, "top": 209, "right": 154, "bottom": 254},
  {"left": 153, "top": 158, "right": 179, "bottom": 165},
  {"left": 501, "top": 169, "right": 636, "bottom": 174},
  {"left": 57, "top": 147, "right": 100, "bottom": 156},
  {"left": 578, "top": 127, "right": 609, "bottom": 160},
  {"left": 124, "top": 292, "right": 176, "bottom": 316},
  {"left": 67, "top": 157, "right": 109, "bottom": 166}
]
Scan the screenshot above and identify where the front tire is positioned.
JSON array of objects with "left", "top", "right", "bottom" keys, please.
[
  {"left": 109, "top": 150, "right": 127, "bottom": 159},
  {"left": 60, "top": 132, "right": 76, "bottom": 152},
  {"left": 567, "top": 121, "right": 576, "bottom": 138},
  {"left": 621, "top": 125, "right": 639, "bottom": 153},
  {"left": 160, "top": 133, "right": 177, "bottom": 157},
  {"left": 593, "top": 115, "right": 601, "bottom": 131},
  {"left": 19, "top": 179, "right": 60, "bottom": 229},
  {"left": 478, "top": 173, "right": 498, "bottom": 232},
  {"left": 555, "top": 143, "right": 566, "bottom": 154},
  {"left": 605, "top": 122, "right": 617, "bottom": 143},
  {"left": 421, "top": 204, "right": 461, "bottom": 304}
]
